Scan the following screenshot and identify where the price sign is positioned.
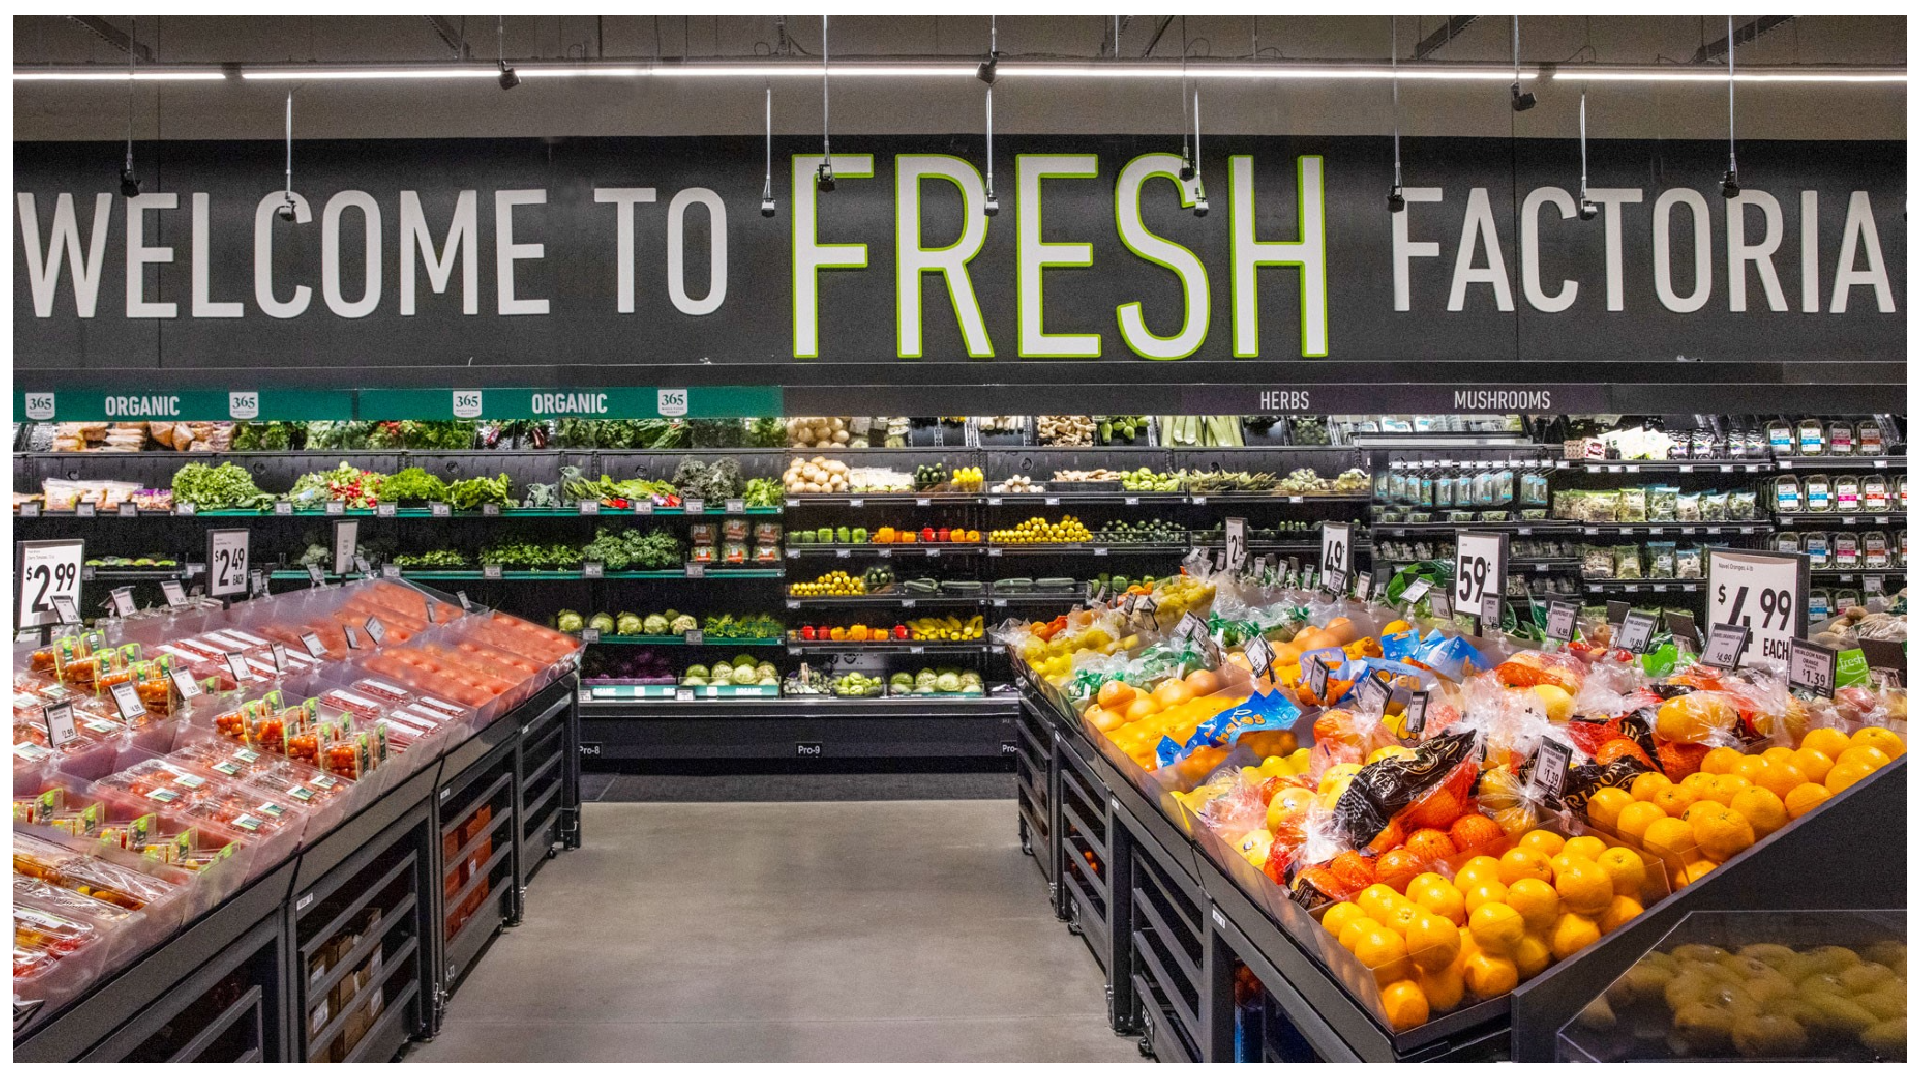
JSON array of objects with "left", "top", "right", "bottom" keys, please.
[
  {"left": 1134, "top": 595, "right": 1158, "bottom": 629},
  {"left": 205, "top": 529, "right": 250, "bottom": 598},
  {"left": 1358, "top": 671, "right": 1391, "bottom": 715},
  {"left": 1616, "top": 611, "right": 1659, "bottom": 654},
  {"left": 725, "top": 499, "right": 746, "bottom": 513},
  {"left": 1665, "top": 613, "right": 1701, "bottom": 656},
  {"left": 75, "top": 502, "right": 96, "bottom": 518},
  {"left": 1429, "top": 586, "right": 1453, "bottom": 620},
  {"left": 581, "top": 627, "right": 600, "bottom": 644},
  {"left": 1788, "top": 638, "right": 1838, "bottom": 697},
  {"left": 343, "top": 626, "right": 363, "bottom": 650},
  {"left": 1172, "top": 612, "right": 1207, "bottom": 650},
  {"left": 108, "top": 587, "right": 136, "bottom": 617},
  {"left": 582, "top": 561, "right": 605, "bottom": 578},
  {"left": 170, "top": 667, "right": 201, "bottom": 702},
  {"left": 1244, "top": 635, "right": 1276, "bottom": 680},
  {"left": 381, "top": 564, "right": 402, "bottom": 580},
  {"left": 41, "top": 702, "right": 78, "bottom": 747},
  {"left": 457, "top": 591, "right": 473, "bottom": 611},
  {"left": 174, "top": 502, "right": 196, "bottom": 516},
  {"left": 271, "top": 643, "right": 289, "bottom": 675},
  {"left": 1455, "top": 531, "right": 1508, "bottom": 624},
  {"left": 1400, "top": 578, "right": 1433, "bottom": 608},
  {"left": 1529, "top": 738, "right": 1573, "bottom": 804},
  {"left": 578, "top": 500, "right": 600, "bottom": 515},
  {"left": 683, "top": 629, "right": 704, "bottom": 646},
  {"left": 117, "top": 501, "right": 138, "bottom": 518},
  {"left": 1355, "top": 571, "right": 1373, "bottom": 603},
  {"left": 674, "top": 687, "right": 695, "bottom": 702},
  {"left": 16, "top": 539, "right": 85, "bottom": 629},
  {"left": 1703, "top": 622, "right": 1752, "bottom": 668},
  {"left": 160, "top": 579, "right": 189, "bottom": 608},
  {"left": 1321, "top": 522, "right": 1353, "bottom": 582},
  {"left": 324, "top": 500, "right": 345, "bottom": 515},
  {"left": 1545, "top": 600, "right": 1578, "bottom": 643},
  {"left": 484, "top": 564, "right": 504, "bottom": 579},
  {"left": 332, "top": 521, "right": 358, "bottom": 576},
  {"left": 363, "top": 616, "right": 386, "bottom": 645},
  {"left": 1403, "top": 691, "right": 1430, "bottom": 735},
  {"left": 308, "top": 565, "right": 327, "bottom": 587},
  {"left": 683, "top": 498, "right": 706, "bottom": 514},
  {"left": 301, "top": 632, "right": 327, "bottom": 659},
  {"left": 274, "top": 501, "right": 294, "bottom": 516},
  {"left": 375, "top": 502, "right": 398, "bottom": 518},
  {"left": 1306, "top": 654, "right": 1331, "bottom": 702},
  {"left": 684, "top": 562, "right": 706, "bottom": 578},
  {"left": 1707, "top": 548, "right": 1808, "bottom": 667},
  {"left": 224, "top": 652, "right": 251, "bottom": 682},
  {"left": 1120, "top": 592, "right": 1139, "bottom": 620},
  {"left": 109, "top": 680, "right": 145, "bottom": 723},
  {"left": 1224, "top": 517, "right": 1249, "bottom": 573},
  {"left": 1326, "top": 568, "right": 1348, "bottom": 595},
  {"left": 483, "top": 503, "right": 503, "bottom": 516},
  {"left": 20, "top": 502, "right": 40, "bottom": 518},
  {"left": 430, "top": 502, "right": 452, "bottom": 517}
]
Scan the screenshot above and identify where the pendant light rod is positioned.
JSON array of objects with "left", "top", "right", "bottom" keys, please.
[
  {"left": 817, "top": 15, "right": 833, "bottom": 191},
  {"left": 760, "top": 85, "right": 776, "bottom": 216},
  {"left": 1723, "top": 14, "right": 1740, "bottom": 197},
  {"left": 1388, "top": 16, "right": 1404, "bottom": 213},
  {"left": 1510, "top": 16, "right": 1537, "bottom": 110},
  {"left": 119, "top": 16, "right": 140, "bottom": 197},
  {"left": 1577, "top": 90, "right": 1598, "bottom": 219}
]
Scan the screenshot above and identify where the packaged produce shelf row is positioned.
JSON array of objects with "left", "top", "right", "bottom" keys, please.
[
  {"left": 17, "top": 505, "right": 782, "bottom": 519},
  {"left": 576, "top": 688, "right": 1020, "bottom": 761},
  {"left": 272, "top": 568, "right": 785, "bottom": 582}
]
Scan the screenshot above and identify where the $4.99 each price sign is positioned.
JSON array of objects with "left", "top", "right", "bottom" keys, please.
[{"left": 1707, "top": 549, "right": 1808, "bottom": 666}]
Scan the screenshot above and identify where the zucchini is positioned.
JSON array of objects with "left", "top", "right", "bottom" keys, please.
[
  {"left": 903, "top": 578, "right": 940, "bottom": 593},
  {"left": 1034, "top": 576, "right": 1077, "bottom": 589},
  {"left": 994, "top": 577, "right": 1034, "bottom": 590},
  {"left": 942, "top": 580, "right": 984, "bottom": 593}
]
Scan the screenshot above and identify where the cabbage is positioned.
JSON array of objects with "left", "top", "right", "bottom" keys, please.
[
  {"left": 914, "top": 672, "right": 937, "bottom": 689},
  {"left": 670, "top": 614, "right": 698, "bottom": 633},
  {"left": 682, "top": 675, "right": 708, "bottom": 686},
  {"left": 642, "top": 614, "right": 669, "bottom": 634},
  {"left": 758, "top": 675, "right": 778, "bottom": 686},
  {"left": 684, "top": 664, "right": 710, "bottom": 679},
  {"left": 616, "top": 612, "right": 643, "bottom": 635},
  {"left": 732, "top": 654, "right": 758, "bottom": 669},
  {"left": 712, "top": 663, "right": 734, "bottom": 680},
  {"left": 755, "top": 663, "right": 777, "bottom": 677},
  {"left": 589, "top": 613, "right": 615, "bottom": 633},
  {"left": 935, "top": 673, "right": 962, "bottom": 692},
  {"left": 556, "top": 610, "right": 585, "bottom": 633},
  {"left": 731, "top": 667, "right": 758, "bottom": 685}
]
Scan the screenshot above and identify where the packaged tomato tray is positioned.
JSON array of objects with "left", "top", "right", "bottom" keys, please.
[
  {"left": 13, "top": 876, "right": 150, "bottom": 969},
  {"left": 91, "top": 759, "right": 233, "bottom": 811}
]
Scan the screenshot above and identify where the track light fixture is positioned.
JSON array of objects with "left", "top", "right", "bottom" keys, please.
[
  {"left": 277, "top": 91, "right": 298, "bottom": 221},
  {"left": 1387, "top": 17, "right": 1404, "bottom": 214},
  {"left": 983, "top": 16, "right": 999, "bottom": 216},
  {"left": 1188, "top": 91, "right": 1207, "bottom": 217},
  {"left": 760, "top": 87, "right": 776, "bottom": 217},
  {"left": 1510, "top": 17, "right": 1536, "bottom": 111},
  {"left": 1721, "top": 15, "right": 1739, "bottom": 199},
  {"left": 119, "top": 16, "right": 140, "bottom": 197},
  {"left": 496, "top": 17, "right": 518, "bottom": 90},
  {"left": 1576, "top": 91, "right": 1598, "bottom": 220},
  {"left": 817, "top": 15, "right": 834, "bottom": 193}
]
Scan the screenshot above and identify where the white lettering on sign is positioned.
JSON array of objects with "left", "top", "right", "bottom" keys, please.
[
  {"left": 656, "top": 388, "right": 689, "bottom": 417},
  {"left": 103, "top": 394, "right": 183, "bottom": 418},
  {"left": 24, "top": 392, "right": 56, "bottom": 420},
  {"left": 1257, "top": 390, "right": 1312, "bottom": 411},
  {"left": 529, "top": 392, "right": 610, "bottom": 416},
  {"left": 451, "top": 388, "right": 484, "bottom": 418},
  {"left": 1453, "top": 389, "right": 1552, "bottom": 412},
  {"left": 228, "top": 391, "right": 259, "bottom": 419}
]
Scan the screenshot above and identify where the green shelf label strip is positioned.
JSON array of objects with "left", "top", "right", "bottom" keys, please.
[{"left": 15, "top": 385, "right": 782, "bottom": 424}]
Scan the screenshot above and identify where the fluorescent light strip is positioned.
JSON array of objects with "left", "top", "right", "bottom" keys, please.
[
  {"left": 15, "top": 71, "right": 227, "bottom": 81},
  {"left": 1554, "top": 68, "right": 1905, "bottom": 83}
]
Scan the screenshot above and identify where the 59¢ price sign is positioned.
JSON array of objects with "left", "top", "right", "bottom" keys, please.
[
  {"left": 206, "top": 529, "right": 251, "bottom": 599},
  {"left": 1707, "top": 548, "right": 1808, "bottom": 666},
  {"left": 1454, "top": 531, "right": 1508, "bottom": 625},
  {"left": 15, "top": 539, "right": 85, "bottom": 629}
]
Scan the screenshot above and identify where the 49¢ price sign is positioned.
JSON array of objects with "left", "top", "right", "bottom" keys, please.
[
  {"left": 1707, "top": 548, "right": 1808, "bottom": 666},
  {"left": 1454, "top": 531, "right": 1508, "bottom": 625},
  {"left": 15, "top": 539, "right": 85, "bottom": 629},
  {"left": 1321, "top": 522, "right": 1353, "bottom": 587}
]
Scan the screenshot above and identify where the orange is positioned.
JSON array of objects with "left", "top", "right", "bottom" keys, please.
[
  {"left": 1378, "top": 979, "right": 1430, "bottom": 1032},
  {"left": 1754, "top": 761, "right": 1810, "bottom": 800},
  {"left": 1682, "top": 858, "right": 1720, "bottom": 884},
  {"left": 1374, "top": 849, "right": 1428, "bottom": 893},
  {"left": 1183, "top": 669, "right": 1222, "bottom": 697},
  {"left": 1700, "top": 746, "right": 1745, "bottom": 775},
  {"left": 1629, "top": 772, "right": 1673, "bottom": 802},
  {"left": 1649, "top": 784, "right": 1698, "bottom": 819},
  {"left": 1405, "top": 789, "right": 1468, "bottom": 830},
  {"left": 1788, "top": 747, "right": 1835, "bottom": 785},
  {"left": 1849, "top": 726, "right": 1905, "bottom": 758},
  {"left": 1798, "top": 727, "right": 1852, "bottom": 760},
  {"left": 1679, "top": 772, "right": 1719, "bottom": 798},
  {"left": 1562, "top": 835, "right": 1609, "bottom": 863},
  {"left": 1449, "top": 813, "right": 1506, "bottom": 854},
  {"left": 1517, "top": 829, "right": 1566, "bottom": 858},
  {"left": 1584, "top": 788, "right": 1633, "bottom": 832},
  {"left": 1416, "top": 962, "right": 1465, "bottom": 1012},
  {"left": 1468, "top": 902, "right": 1526, "bottom": 956},
  {"left": 1330, "top": 851, "right": 1378, "bottom": 894},
  {"left": 1692, "top": 807, "right": 1756, "bottom": 862},
  {"left": 1511, "top": 934, "right": 1553, "bottom": 979},
  {"left": 1505, "top": 878, "right": 1561, "bottom": 935},
  {"left": 1151, "top": 680, "right": 1195, "bottom": 709},
  {"left": 1731, "top": 754, "right": 1769, "bottom": 784},
  {"left": 1089, "top": 708, "right": 1127, "bottom": 732},
  {"left": 1410, "top": 880, "right": 1466, "bottom": 926},
  {"left": 1354, "top": 925, "right": 1410, "bottom": 984},
  {"left": 1380, "top": 901, "right": 1424, "bottom": 942},
  {"left": 1553, "top": 857, "right": 1616, "bottom": 917},
  {"left": 1760, "top": 746, "right": 1796, "bottom": 766},
  {"left": 1123, "top": 696, "right": 1158, "bottom": 723},
  {"left": 1322, "top": 901, "right": 1368, "bottom": 940},
  {"left": 1406, "top": 911, "right": 1462, "bottom": 973},
  {"left": 1708, "top": 773, "right": 1753, "bottom": 802},
  {"left": 1642, "top": 818, "right": 1698, "bottom": 862},
  {"left": 1549, "top": 911, "right": 1602, "bottom": 960},
  {"left": 1356, "top": 884, "right": 1402, "bottom": 922},
  {"left": 1598, "top": 894, "right": 1644, "bottom": 933},
  {"left": 1836, "top": 744, "right": 1893, "bottom": 773},
  {"left": 1403, "top": 828, "right": 1459, "bottom": 866},
  {"left": 1824, "top": 759, "right": 1878, "bottom": 794},
  {"left": 1729, "top": 788, "right": 1788, "bottom": 839},
  {"left": 1614, "top": 801, "right": 1668, "bottom": 844},
  {"left": 1406, "top": 871, "right": 1448, "bottom": 894},
  {"left": 1462, "top": 952, "right": 1520, "bottom": 998},
  {"left": 1453, "top": 856, "right": 1503, "bottom": 891},
  {"left": 1339, "top": 916, "right": 1382, "bottom": 953},
  {"left": 1462, "top": 878, "right": 1509, "bottom": 914},
  {"left": 1096, "top": 680, "right": 1136, "bottom": 710},
  {"left": 1784, "top": 782, "right": 1831, "bottom": 820},
  {"left": 1681, "top": 799, "right": 1730, "bottom": 824},
  {"left": 1596, "top": 848, "right": 1647, "bottom": 898},
  {"left": 1497, "top": 847, "right": 1554, "bottom": 886}
]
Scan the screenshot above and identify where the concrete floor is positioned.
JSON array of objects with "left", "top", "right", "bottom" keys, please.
[{"left": 408, "top": 800, "right": 1144, "bottom": 1062}]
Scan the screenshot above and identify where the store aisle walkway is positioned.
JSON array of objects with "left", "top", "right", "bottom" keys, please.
[{"left": 409, "top": 800, "right": 1142, "bottom": 1062}]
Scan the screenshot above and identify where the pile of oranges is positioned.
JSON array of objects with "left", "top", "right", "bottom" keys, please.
[
  {"left": 1318, "top": 829, "right": 1652, "bottom": 1031},
  {"left": 1083, "top": 668, "right": 1252, "bottom": 771},
  {"left": 1586, "top": 725, "right": 1903, "bottom": 886}
]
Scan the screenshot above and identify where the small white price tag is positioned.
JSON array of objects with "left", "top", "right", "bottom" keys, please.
[
  {"left": 363, "top": 616, "right": 386, "bottom": 645},
  {"left": 308, "top": 565, "right": 327, "bottom": 586},
  {"left": 1245, "top": 635, "right": 1276, "bottom": 680},
  {"left": 170, "top": 667, "right": 201, "bottom": 702},
  {"left": 1354, "top": 571, "right": 1373, "bottom": 602},
  {"left": 160, "top": 579, "right": 189, "bottom": 608},
  {"left": 1429, "top": 586, "right": 1453, "bottom": 620},
  {"left": 684, "top": 498, "right": 707, "bottom": 514},
  {"left": 109, "top": 680, "right": 145, "bottom": 722},
  {"left": 457, "top": 590, "right": 473, "bottom": 611},
  {"left": 332, "top": 520, "right": 358, "bottom": 576},
  {"left": 301, "top": 632, "right": 327, "bottom": 659},
  {"left": 42, "top": 702, "right": 78, "bottom": 747},
  {"left": 578, "top": 500, "right": 600, "bottom": 515},
  {"left": 274, "top": 501, "right": 294, "bottom": 516},
  {"left": 484, "top": 565, "right": 503, "bottom": 579},
  {"left": 20, "top": 502, "right": 40, "bottom": 517},
  {"left": 325, "top": 500, "right": 345, "bottom": 515},
  {"left": 684, "top": 629, "right": 704, "bottom": 646},
  {"left": 108, "top": 587, "right": 136, "bottom": 617},
  {"left": 343, "top": 626, "right": 363, "bottom": 650},
  {"left": 1702, "top": 622, "right": 1752, "bottom": 668},
  {"left": 271, "top": 643, "right": 289, "bottom": 674},
  {"left": 376, "top": 502, "right": 398, "bottom": 518},
  {"left": 75, "top": 502, "right": 96, "bottom": 518},
  {"left": 117, "top": 501, "right": 138, "bottom": 518},
  {"left": 674, "top": 687, "right": 695, "bottom": 702},
  {"left": 1401, "top": 578, "right": 1433, "bottom": 607},
  {"left": 1617, "top": 611, "right": 1659, "bottom": 654},
  {"left": 483, "top": 503, "right": 503, "bottom": 517},
  {"left": 1529, "top": 738, "right": 1573, "bottom": 804},
  {"left": 52, "top": 595, "right": 82, "bottom": 624},
  {"left": 224, "top": 652, "right": 251, "bottom": 682},
  {"left": 381, "top": 564, "right": 401, "bottom": 579},
  {"left": 685, "top": 562, "right": 706, "bottom": 578},
  {"left": 725, "top": 499, "right": 746, "bottom": 513},
  {"left": 582, "top": 561, "right": 605, "bottom": 578},
  {"left": 1403, "top": 691, "right": 1430, "bottom": 735},
  {"left": 581, "top": 627, "right": 600, "bottom": 644},
  {"left": 430, "top": 502, "right": 451, "bottom": 517},
  {"left": 1788, "top": 638, "right": 1838, "bottom": 697},
  {"left": 1545, "top": 600, "right": 1578, "bottom": 643},
  {"left": 1358, "top": 671, "right": 1392, "bottom": 716}
]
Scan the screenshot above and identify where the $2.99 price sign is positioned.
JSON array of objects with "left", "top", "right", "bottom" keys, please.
[
  {"left": 1454, "top": 531, "right": 1507, "bottom": 624},
  {"left": 15, "top": 539, "right": 85, "bottom": 629},
  {"left": 205, "top": 529, "right": 251, "bottom": 599},
  {"left": 1707, "top": 549, "right": 1807, "bottom": 665}
]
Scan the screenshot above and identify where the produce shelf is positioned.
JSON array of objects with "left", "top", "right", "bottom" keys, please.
[
  {"left": 783, "top": 492, "right": 974, "bottom": 506},
  {"left": 1773, "top": 455, "right": 1904, "bottom": 470},
  {"left": 1773, "top": 512, "right": 1904, "bottom": 525},
  {"left": 579, "top": 683, "right": 780, "bottom": 699},
  {"left": 1178, "top": 492, "right": 1371, "bottom": 505},
  {"left": 1574, "top": 523, "right": 1771, "bottom": 536},
  {"left": 984, "top": 543, "right": 1188, "bottom": 556},
  {"left": 269, "top": 567, "right": 786, "bottom": 581},
  {"left": 1369, "top": 520, "right": 1577, "bottom": 536},
  {"left": 82, "top": 566, "right": 189, "bottom": 580},
  {"left": 17, "top": 505, "right": 781, "bottom": 519},
  {"left": 1580, "top": 580, "right": 1706, "bottom": 593},
  {"left": 783, "top": 640, "right": 990, "bottom": 655},
  {"left": 1809, "top": 568, "right": 1905, "bottom": 580},
  {"left": 784, "top": 544, "right": 984, "bottom": 558},
  {"left": 1556, "top": 458, "right": 1771, "bottom": 474},
  {"left": 783, "top": 593, "right": 985, "bottom": 608},
  {"left": 984, "top": 490, "right": 1187, "bottom": 505},
  {"left": 589, "top": 635, "right": 782, "bottom": 646}
]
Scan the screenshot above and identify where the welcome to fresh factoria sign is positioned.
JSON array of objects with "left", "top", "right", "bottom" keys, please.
[{"left": 12, "top": 135, "right": 1904, "bottom": 370}]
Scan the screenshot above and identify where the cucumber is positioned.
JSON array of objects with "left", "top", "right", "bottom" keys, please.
[
  {"left": 1034, "top": 576, "right": 1077, "bottom": 589},
  {"left": 903, "top": 579, "right": 939, "bottom": 593},
  {"left": 942, "top": 580, "right": 984, "bottom": 593},
  {"left": 994, "top": 577, "right": 1034, "bottom": 590}
]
